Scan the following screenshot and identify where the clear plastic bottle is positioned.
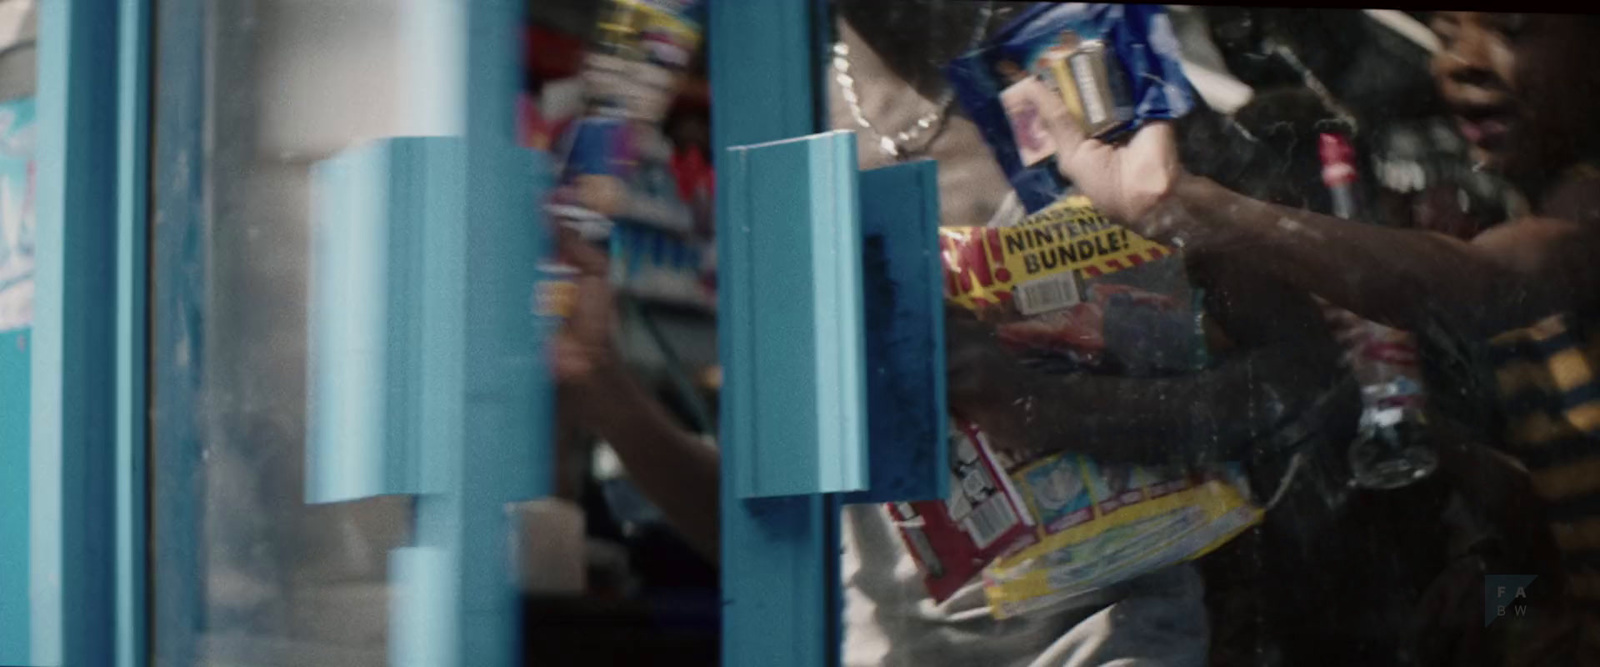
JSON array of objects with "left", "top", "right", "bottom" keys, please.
[{"left": 1318, "top": 133, "right": 1439, "bottom": 490}]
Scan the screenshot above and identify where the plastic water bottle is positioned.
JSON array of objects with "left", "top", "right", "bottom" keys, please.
[{"left": 1318, "top": 133, "right": 1439, "bottom": 490}]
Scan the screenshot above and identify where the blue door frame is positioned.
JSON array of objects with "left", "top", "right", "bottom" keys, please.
[
  {"left": 712, "top": 1, "right": 954, "bottom": 666},
  {"left": 713, "top": 3, "right": 953, "bottom": 666},
  {"left": 114, "top": 0, "right": 152, "bottom": 663},
  {"left": 709, "top": 2, "right": 836, "bottom": 666},
  {"left": 20, "top": 0, "right": 150, "bottom": 666},
  {"left": 22, "top": 0, "right": 543, "bottom": 664},
  {"left": 19, "top": 1, "right": 928, "bottom": 666}
]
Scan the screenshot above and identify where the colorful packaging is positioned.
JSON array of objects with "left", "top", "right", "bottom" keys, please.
[
  {"left": 889, "top": 199, "right": 1258, "bottom": 615},
  {"left": 888, "top": 422, "right": 1038, "bottom": 604},
  {"left": 537, "top": 1, "right": 711, "bottom": 328},
  {"left": 941, "top": 196, "right": 1207, "bottom": 376},
  {"left": 551, "top": 0, "right": 704, "bottom": 226},
  {"left": 892, "top": 416, "right": 1251, "bottom": 612},
  {"left": 945, "top": 4, "right": 1194, "bottom": 212},
  {"left": 977, "top": 439, "right": 1260, "bottom": 619},
  {"left": 588, "top": 0, "right": 706, "bottom": 123},
  {"left": 551, "top": 116, "right": 696, "bottom": 235},
  {"left": 535, "top": 263, "right": 581, "bottom": 320}
]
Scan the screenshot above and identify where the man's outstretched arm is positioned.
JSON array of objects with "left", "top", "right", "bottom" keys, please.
[{"left": 948, "top": 258, "right": 1358, "bottom": 467}]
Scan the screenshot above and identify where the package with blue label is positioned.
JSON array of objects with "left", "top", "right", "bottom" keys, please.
[
  {"left": 549, "top": 0, "right": 704, "bottom": 231},
  {"left": 937, "top": 5, "right": 1207, "bottom": 377},
  {"left": 944, "top": 3, "right": 1194, "bottom": 213}
]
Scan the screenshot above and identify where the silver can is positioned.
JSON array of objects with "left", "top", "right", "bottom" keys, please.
[{"left": 1043, "top": 39, "right": 1135, "bottom": 138}]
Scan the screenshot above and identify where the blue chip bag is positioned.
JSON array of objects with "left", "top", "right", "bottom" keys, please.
[{"left": 945, "top": 4, "right": 1195, "bottom": 213}]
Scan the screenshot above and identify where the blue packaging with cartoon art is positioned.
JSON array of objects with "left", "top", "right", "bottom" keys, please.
[{"left": 945, "top": 4, "right": 1195, "bottom": 213}]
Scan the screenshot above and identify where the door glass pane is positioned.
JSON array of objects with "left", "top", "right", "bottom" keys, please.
[
  {"left": 830, "top": 4, "right": 1587, "bottom": 666},
  {"left": 148, "top": 0, "right": 723, "bottom": 664},
  {"left": 150, "top": 2, "right": 411, "bottom": 664}
]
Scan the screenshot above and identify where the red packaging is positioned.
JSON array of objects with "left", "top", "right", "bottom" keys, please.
[{"left": 890, "top": 421, "right": 1038, "bottom": 603}]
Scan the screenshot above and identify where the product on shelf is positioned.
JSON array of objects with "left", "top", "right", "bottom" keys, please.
[
  {"left": 545, "top": 0, "right": 708, "bottom": 240},
  {"left": 609, "top": 223, "right": 713, "bottom": 313},
  {"left": 588, "top": 0, "right": 706, "bottom": 123},
  {"left": 537, "top": 0, "right": 716, "bottom": 375},
  {"left": 552, "top": 117, "right": 697, "bottom": 237},
  {"left": 521, "top": 24, "right": 589, "bottom": 151}
]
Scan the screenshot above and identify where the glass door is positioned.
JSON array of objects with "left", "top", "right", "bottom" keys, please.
[
  {"left": 148, "top": 1, "right": 418, "bottom": 663},
  {"left": 716, "top": 3, "right": 1590, "bottom": 667},
  {"left": 142, "top": 1, "right": 724, "bottom": 664},
  {"left": 147, "top": 1, "right": 545, "bottom": 665}
]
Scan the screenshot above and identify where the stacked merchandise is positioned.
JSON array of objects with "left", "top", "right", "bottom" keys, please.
[
  {"left": 536, "top": 0, "right": 719, "bottom": 538},
  {"left": 610, "top": 223, "right": 714, "bottom": 313},
  {"left": 520, "top": 23, "right": 587, "bottom": 151},
  {"left": 525, "top": 4, "right": 721, "bottom": 642},
  {"left": 546, "top": 0, "right": 715, "bottom": 312}
]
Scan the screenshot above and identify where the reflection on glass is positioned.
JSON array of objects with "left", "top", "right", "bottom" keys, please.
[
  {"left": 152, "top": 2, "right": 411, "bottom": 664},
  {"left": 829, "top": 4, "right": 1593, "bottom": 667}
]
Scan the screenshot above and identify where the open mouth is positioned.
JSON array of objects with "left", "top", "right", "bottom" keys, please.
[{"left": 1453, "top": 103, "right": 1517, "bottom": 149}]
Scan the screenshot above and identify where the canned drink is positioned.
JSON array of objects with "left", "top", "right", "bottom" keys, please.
[{"left": 1041, "top": 39, "right": 1135, "bottom": 138}]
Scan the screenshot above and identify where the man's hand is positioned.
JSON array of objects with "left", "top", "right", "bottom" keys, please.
[
  {"left": 550, "top": 227, "right": 620, "bottom": 388},
  {"left": 945, "top": 308, "right": 1037, "bottom": 455},
  {"left": 543, "top": 229, "right": 722, "bottom": 563},
  {"left": 1027, "top": 83, "right": 1185, "bottom": 234}
]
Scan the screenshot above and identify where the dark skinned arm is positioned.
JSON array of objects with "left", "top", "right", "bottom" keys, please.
[
  {"left": 560, "top": 369, "right": 721, "bottom": 565},
  {"left": 1023, "top": 81, "right": 1600, "bottom": 338},
  {"left": 551, "top": 229, "right": 719, "bottom": 564},
  {"left": 1144, "top": 173, "right": 1600, "bottom": 337},
  {"left": 949, "top": 255, "right": 1355, "bottom": 468}
]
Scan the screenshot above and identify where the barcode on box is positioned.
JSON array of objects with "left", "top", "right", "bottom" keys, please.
[
  {"left": 964, "top": 496, "right": 1020, "bottom": 549},
  {"left": 1014, "top": 274, "right": 1081, "bottom": 316}
]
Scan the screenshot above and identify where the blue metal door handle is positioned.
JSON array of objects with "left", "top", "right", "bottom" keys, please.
[{"left": 722, "top": 130, "right": 949, "bottom": 503}]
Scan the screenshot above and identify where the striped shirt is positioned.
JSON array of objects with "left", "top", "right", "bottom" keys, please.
[{"left": 1490, "top": 312, "right": 1600, "bottom": 664}]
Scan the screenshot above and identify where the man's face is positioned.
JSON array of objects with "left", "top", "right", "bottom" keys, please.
[{"left": 1428, "top": 12, "right": 1593, "bottom": 180}]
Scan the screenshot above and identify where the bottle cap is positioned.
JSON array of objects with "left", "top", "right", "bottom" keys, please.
[{"left": 1319, "top": 133, "right": 1358, "bottom": 187}]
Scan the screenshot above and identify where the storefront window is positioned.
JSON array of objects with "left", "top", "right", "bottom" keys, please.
[
  {"left": 149, "top": 2, "right": 412, "bottom": 664},
  {"left": 145, "top": 1, "right": 720, "bottom": 664},
  {"left": 826, "top": 4, "right": 1592, "bottom": 666},
  {"left": 128, "top": 2, "right": 1600, "bottom": 665}
]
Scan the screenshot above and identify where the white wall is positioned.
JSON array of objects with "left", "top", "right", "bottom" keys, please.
[{"left": 255, "top": 0, "right": 404, "bottom": 160}]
